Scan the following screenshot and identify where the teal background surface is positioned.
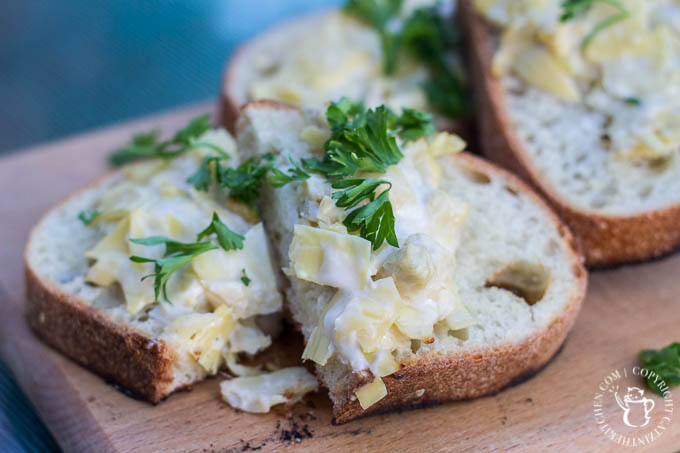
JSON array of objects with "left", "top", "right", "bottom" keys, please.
[{"left": 0, "top": 1, "right": 339, "bottom": 451}]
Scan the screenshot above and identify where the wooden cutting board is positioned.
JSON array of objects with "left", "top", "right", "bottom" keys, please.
[{"left": 1, "top": 103, "right": 679, "bottom": 453}]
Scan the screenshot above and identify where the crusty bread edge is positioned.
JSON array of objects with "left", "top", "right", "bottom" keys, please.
[
  {"left": 24, "top": 172, "right": 178, "bottom": 404},
  {"left": 236, "top": 101, "right": 587, "bottom": 424},
  {"left": 458, "top": 0, "right": 680, "bottom": 268}
]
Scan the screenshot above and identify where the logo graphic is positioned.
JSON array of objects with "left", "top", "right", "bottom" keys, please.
[
  {"left": 592, "top": 367, "right": 674, "bottom": 447},
  {"left": 614, "top": 386, "right": 655, "bottom": 428}
]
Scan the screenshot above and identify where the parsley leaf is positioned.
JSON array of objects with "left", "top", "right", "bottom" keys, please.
[
  {"left": 196, "top": 212, "right": 245, "bottom": 250},
  {"left": 388, "top": 107, "right": 435, "bottom": 142},
  {"left": 218, "top": 154, "right": 276, "bottom": 207},
  {"left": 624, "top": 97, "right": 641, "bottom": 106},
  {"left": 343, "top": 189, "right": 398, "bottom": 250},
  {"left": 639, "top": 343, "right": 680, "bottom": 396},
  {"left": 109, "top": 114, "right": 214, "bottom": 167},
  {"left": 129, "top": 212, "right": 244, "bottom": 302},
  {"left": 331, "top": 178, "right": 397, "bottom": 249},
  {"left": 343, "top": 0, "right": 403, "bottom": 74},
  {"left": 267, "top": 156, "right": 310, "bottom": 187},
  {"left": 77, "top": 209, "right": 100, "bottom": 226},
  {"left": 241, "top": 268, "right": 251, "bottom": 286},
  {"left": 187, "top": 156, "right": 222, "bottom": 191},
  {"left": 560, "top": 0, "right": 629, "bottom": 50},
  {"left": 304, "top": 100, "right": 404, "bottom": 179},
  {"left": 343, "top": 2, "right": 468, "bottom": 118},
  {"left": 130, "top": 240, "right": 217, "bottom": 302},
  {"left": 331, "top": 178, "right": 391, "bottom": 209}
]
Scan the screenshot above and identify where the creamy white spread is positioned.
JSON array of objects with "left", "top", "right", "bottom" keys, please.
[
  {"left": 82, "top": 130, "right": 282, "bottom": 378},
  {"left": 243, "top": 0, "right": 457, "bottom": 116},
  {"left": 287, "top": 131, "right": 474, "bottom": 409},
  {"left": 476, "top": 0, "right": 680, "bottom": 161}
]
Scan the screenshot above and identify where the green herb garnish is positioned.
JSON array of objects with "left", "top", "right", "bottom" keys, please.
[
  {"left": 624, "top": 97, "right": 641, "bottom": 106},
  {"left": 129, "top": 212, "right": 244, "bottom": 302},
  {"left": 343, "top": 1, "right": 468, "bottom": 118},
  {"left": 560, "top": 0, "right": 629, "bottom": 50},
  {"left": 109, "top": 114, "right": 221, "bottom": 167},
  {"left": 344, "top": 0, "right": 404, "bottom": 74},
  {"left": 639, "top": 343, "right": 680, "bottom": 397},
  {"left": 300, "top": 99, "right": 432, "bottom": 249},
  {"left": 241, "top": 268, "right": 251, "bottom": 286},
  {"left": 77, "top": 209, "right": 100, "bottom": 226},
  {"left": 267, "top": 157, "right": 310, "bottom": 187},
  {"left": 186, "top": 153, "right": 276, "bottom": 207},
  {"left": 332, "top": 178, "right": 397, "bottom": 249}
]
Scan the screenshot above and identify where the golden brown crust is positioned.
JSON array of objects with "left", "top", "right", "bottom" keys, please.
[
  {"left": 458, "top": 0, "right": 680, "bottom": 268},
  {"left": 333, "top": 152, "right": 587, "bottom": 423},
  {"left": 24, "top": 172, "right": 178, "bottom": 404}
]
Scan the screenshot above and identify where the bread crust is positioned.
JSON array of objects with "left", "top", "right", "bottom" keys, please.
[
  {"left": 237, "top": 101, "right": 587, "bottom": 423},
  {"left": 333, "top": 153, "right": 587, "bottom": 423},
  {"left": 24, "top": 172, "right": 178, "bottom": 404},
  {"left": 458, "top": 0, "right": 680, "bottom": 268}
]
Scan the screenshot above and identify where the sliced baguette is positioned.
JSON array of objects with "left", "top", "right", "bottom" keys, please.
[
  {"left": 458, "top": 0, "right": 680, "bottom": 267},
  {"left": 26, "top": 173, "right": 182, "bottom": 402},
  {"left": 220, "top": 7, "right": 471, "bottom": 136},
  {"left": 236, "top": 101, "right": 587, "bottom": 423},
  {"left": 25, "top": 145, "right": 284, "bottom": 403}
]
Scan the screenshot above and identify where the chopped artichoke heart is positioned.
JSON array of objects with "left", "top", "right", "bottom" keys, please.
[
  {"left": 334, "top": 278, "right": 401, "bottom": 354},
  {"left": 355, "top": 376, "right": 387, "bottom": 410},
  {"left": 289, "top": 225, "right": 372, "bottom": 290},
  {"left": 168, "top": 305, "right": 236, "bottom": 374},
  {"left": 512, "top": 44, "right": 580, "bottom": 102},
  {"left": 302, "top": 325, "right": 334, "bottom": 365},
  {"left": 366, "top": 349, "right": 400, "bottom": 377},
  {"left": 228, "top": 319, "right": 272, "bottom": 355},
  {"left": 426, "top": 191, "right": 469, "bottom": 251},
  {"left": 220, "top": 367, "right": 318, "bottom": 413},
  {"left": 300, "top": 125, "right": 330, "bottom": 148},
  {"left": 428, "top": 132, "right": 466, "bottom": 156},
  {"left": 411, "top": 142, "right": 442, "bottom": 189},
  {"left": 395, "top": 303, "right": 435, "bottom": 340},
  {"left": 84, "top": 217, "right": 130, "bottom": 260}
]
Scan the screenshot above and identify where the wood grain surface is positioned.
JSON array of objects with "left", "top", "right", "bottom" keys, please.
[{"left": 0, "top": 103, "right": 678, "bottom": 453}]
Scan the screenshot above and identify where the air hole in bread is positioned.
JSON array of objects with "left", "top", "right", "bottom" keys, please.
[
  {"left": 464, "top": 168, "right": 491, "bottom": 185},
  {"left": 486, "top": 261, "right": 551, "bottom": 305},
  {"left": 505, "top": 186, "right": 519, "bottom": 196}
]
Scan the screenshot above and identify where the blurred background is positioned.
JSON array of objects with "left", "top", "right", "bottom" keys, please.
[
  {"left": 0, "top": 1, "right": 338, "bottom": 451},
  {"left": 0, "top": 0, "right": 341, "bottom": 154}
]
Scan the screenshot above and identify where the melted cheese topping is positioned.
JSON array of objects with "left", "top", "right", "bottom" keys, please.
[
  {"left": 243, "top": 0, "right": 456, "bottom": 115},
  {"left": 289, "top": 132, "right": 474, "bottom": 408},
  {"left": 83, "top": 129, "right": 282, "bottom": 376},
  {"left": 476, "top": 0, "right": 680, "bottom": 160}
]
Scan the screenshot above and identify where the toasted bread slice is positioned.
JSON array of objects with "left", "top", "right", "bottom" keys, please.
[
  {"left": 458, "top": 0, "right": 680, "bottom": 267},
  {"left": 220, "top": 7, "right": 471, "bottom": 136},
  {"left": 235, "top": 101, "right": 587, "bottom": 423},
  {"left": 25, "top": 134, "right": 284, "bottom": 403}
]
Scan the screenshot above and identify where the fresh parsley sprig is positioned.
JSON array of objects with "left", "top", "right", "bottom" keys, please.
[
  {"left": 344, "top": 0, "right": 404, "bottom": 74},
  {"left": 343, "top": 1, "right": 468, "bottom": 118},
  {"left": 331, "top": 178, "right": 397, "bottom": 249},
  {"left": 267, "top": 157, "right": 310, "bottom": 187},
  {"left": 129, "top": 212, "right": 244, "bottom": 302},
  {"left": 109, "top": 114, "right": 225, "bottom": 167},
  {"left": 301, "top": 99, "right": 434, "bottom": 249},
  {"left": 77, "top": 209, "right": 100, "bottom": 226},
  {"left": 186, "top": 153, "right": 276, "bottom": 207},
  {"left": 639, "top": 342, "right": 680, "bottom": 396},
  {"left": 560, "top": 0, "right": 629, "bottom": 50}
]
